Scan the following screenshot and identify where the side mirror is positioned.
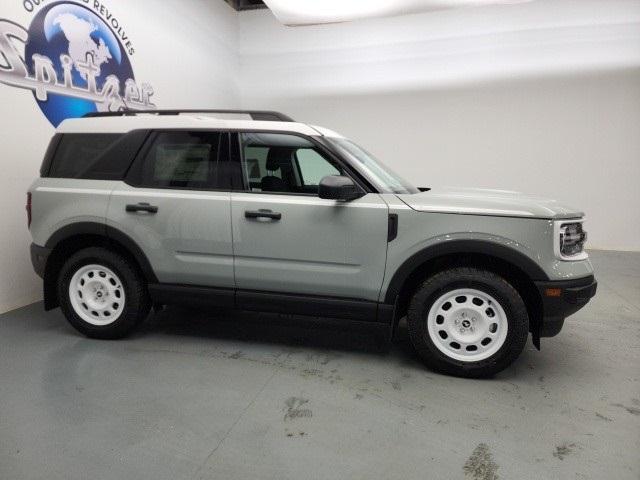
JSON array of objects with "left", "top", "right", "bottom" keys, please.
[{"left": 318, "top": 175, "right": 364, "bottom": 201}]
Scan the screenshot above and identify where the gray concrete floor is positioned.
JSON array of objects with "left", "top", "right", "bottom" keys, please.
[{"left": 0, "top": 250, "right": 638, "bottom": 480}]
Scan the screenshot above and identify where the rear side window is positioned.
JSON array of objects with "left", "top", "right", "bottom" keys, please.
[
  {"left": 130, "top": 131, "right": 227, "bottom": 190},
  {"left": 48, "top": 134, "right": 123, "bottom": 178}
]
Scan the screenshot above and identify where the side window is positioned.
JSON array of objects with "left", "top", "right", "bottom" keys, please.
[
  {"left": 239, "top": 132, "right": 343, "bottom": 195},
  {"left": 296, "top": 148, "right": 340, "bottom": 186},
  {"left": 134, "top": 131, "right": 224, "bottom": 190},
  {"left": 244, "top": 146, "right": 274, "bottom": 185},
  {"left": 48, "top": 134, "right": 123, "bottom": 178}
]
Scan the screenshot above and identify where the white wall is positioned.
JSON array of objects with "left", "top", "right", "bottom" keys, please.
[
  {"left": 0, "top": 0, "right": 239, "bottom": 313},
  {"left": 238, "top": 0, "right": 640, "bottom": 251}
]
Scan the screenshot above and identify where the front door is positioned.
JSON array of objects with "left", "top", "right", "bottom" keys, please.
[
  {"left": 107, "top": 130, "right": 234, "bottom": 288},
  {"left": 230, "top": 132, "right": 389, "bottom": 303}
]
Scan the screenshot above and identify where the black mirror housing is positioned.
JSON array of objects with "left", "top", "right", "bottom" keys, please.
[{"left": 318, "top": 175, "right": 364, "bottom": 201}]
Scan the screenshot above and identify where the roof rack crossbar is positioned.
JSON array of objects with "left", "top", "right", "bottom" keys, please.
[{"left": 83, "top": 109, "right": 294, "bottom": 122}]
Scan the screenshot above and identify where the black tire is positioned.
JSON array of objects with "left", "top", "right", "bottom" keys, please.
[
  {"left": 58, "top": 247, "right": 151, "bottom": 339},
  {"left": 407, "top": 267, "right": 529, "bottom": 378}
]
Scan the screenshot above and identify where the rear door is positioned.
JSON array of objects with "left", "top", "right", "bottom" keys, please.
[
  {"left": 230, "top": 132, "right": 389, "bottom": 303},
  {"left": 107, "top": 130, "right": 234, "bottom": 288}
]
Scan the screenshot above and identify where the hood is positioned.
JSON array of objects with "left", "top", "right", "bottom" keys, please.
[{"left": 396, "top": 187, "right": 583, "bottom": 219}]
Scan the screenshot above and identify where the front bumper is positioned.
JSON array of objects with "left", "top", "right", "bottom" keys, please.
[
  {"left": 30, "top": 243, "right": 51, "bottom": 278},
  {"left": 534, "top": 275, "right": 597, "bottom": 338}
]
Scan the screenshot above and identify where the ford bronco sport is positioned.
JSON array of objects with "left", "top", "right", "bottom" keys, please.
[{"left": 28, "top": 109, "right": 597, "bottom": 377}]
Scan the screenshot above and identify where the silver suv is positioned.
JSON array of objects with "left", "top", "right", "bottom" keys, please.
[{"left": 28, "top": 109, "right": 597, "bottom": 377}]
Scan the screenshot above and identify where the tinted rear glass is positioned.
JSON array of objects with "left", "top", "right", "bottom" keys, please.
[{"left": 48, "top": 134, "right": 123, "bottom": 178}]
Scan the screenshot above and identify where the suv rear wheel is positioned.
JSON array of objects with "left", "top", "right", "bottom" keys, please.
[
  {"left": 407, "top": 267, "right": 529, "bottom": 378},
  {"left": 58, "top": 247, "right": 150, "bottom": 339}
]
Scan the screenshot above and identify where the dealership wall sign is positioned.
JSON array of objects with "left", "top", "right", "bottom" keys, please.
[{"left": 0, "top": 1, "right": 155, "bottom": 126}]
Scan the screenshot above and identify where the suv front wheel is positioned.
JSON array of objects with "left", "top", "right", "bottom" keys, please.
[
  {"left": 58, "top": 247, "right": 150, "bottom": 339},
  {"left": 407, "top": 267, "right": 529, "bottom": 378}
]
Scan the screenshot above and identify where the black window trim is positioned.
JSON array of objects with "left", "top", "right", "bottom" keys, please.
[
  {"left": 40, "top": 133, "right": 63, "bottom": 177},
  {"left": 119, "top": 129, "right": 154, "bottom": 180},
  {"left": 231, "top": 130, "right": 376, "bottom": 196},
  {"left": 125, "top": 129, "right": 233, "bottom": 192},
  {"left": 292, "top": 149, "right": 306, "bottom": 187}
]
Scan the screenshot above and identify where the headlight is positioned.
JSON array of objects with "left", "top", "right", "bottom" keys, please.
[{"left": 554, "top": 220, "right": 588, "bottom": 260}]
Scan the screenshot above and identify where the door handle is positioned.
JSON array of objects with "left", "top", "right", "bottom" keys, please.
[
  {"left": 245, "top": 209, "right": 281, "bottom": 220},
  {"left": 126, "top": 202, "right": 158, "bottom": 214}
]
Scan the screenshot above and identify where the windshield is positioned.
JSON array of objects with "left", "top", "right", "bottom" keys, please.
[{"left": 327, "top": 138, "right": 418, "bottom": 194}]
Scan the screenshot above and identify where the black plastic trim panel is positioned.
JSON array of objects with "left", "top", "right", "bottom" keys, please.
[
  {"left": 384, "top": 240, "right": 550, "bottom": 303},
  {"left": 30, "top": 243, "right": 51, "bottom": 278},
  {"left": 387, "top": 214, "right": 398, "bottom": 242},
  {"left": 44, "top": 222, "right": 105, "bottom": 248},
  {"left": 44, "top": 222, "right": 158, "bottom": 283},
  {"left": 237, "top": 290, "right": 380, "bottom": 322},
  {"left": 147, "top": 283, "right": 388, "bottom": 324},
  {"left": 84, "top": 110, "right": 294, "bottom": 122},
  {"left": 149, "top": 284, "right": 235, "bottom": 308},
  {"left": 534, "top": 275, "right": 597, "bottom": 337}
]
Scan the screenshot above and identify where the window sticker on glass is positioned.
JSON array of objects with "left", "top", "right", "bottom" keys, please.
[{"left": 153, "top": 144, "right": 212, "bottom": 183}]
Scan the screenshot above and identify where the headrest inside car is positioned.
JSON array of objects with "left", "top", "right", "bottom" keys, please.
[{"left": 266, "top": 147, "right": 294, "bottom": 171}]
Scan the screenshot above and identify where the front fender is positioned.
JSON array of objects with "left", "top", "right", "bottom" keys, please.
[{"left": 383, "top": 235, "right": 549, "bottom": 304}]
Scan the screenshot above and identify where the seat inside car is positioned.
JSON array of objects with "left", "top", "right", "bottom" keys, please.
[{"left": 261, "top": 147, "right": 295, "bottom": 192}]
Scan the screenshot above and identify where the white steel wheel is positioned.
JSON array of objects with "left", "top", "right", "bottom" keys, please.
[
  {"left": 68, "top": 264, "right": 126, "bottom": 326},
  {"left": 427, "top": 288, "right": 508, "bottom": 362}
]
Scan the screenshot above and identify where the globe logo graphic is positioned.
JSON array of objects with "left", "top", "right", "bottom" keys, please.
[{"left": 25, "top": 2, "right": 135, "bottom": 127}]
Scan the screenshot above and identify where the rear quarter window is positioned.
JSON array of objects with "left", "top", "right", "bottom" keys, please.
[{"left": 47, "top": 133, "right": 124, "bottom": 179}]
